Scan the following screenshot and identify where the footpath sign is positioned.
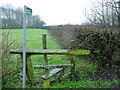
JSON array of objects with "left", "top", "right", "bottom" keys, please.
[
  {"left": 26, "top": 7, "right": 32, "bottom": 15},
  {"left": 23, "top": 5, "right": 32, "bottom": 88}
]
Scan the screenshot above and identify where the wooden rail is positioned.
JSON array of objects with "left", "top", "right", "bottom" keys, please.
[
  {"left": 34, "top": 64, "right": 72, "bottom": 69},
  {"left": 10, "top": 49, "right": 90, "bottom": 55}
]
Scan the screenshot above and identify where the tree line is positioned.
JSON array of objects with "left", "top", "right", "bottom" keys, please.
[{"left": 1, "top": 4, "right": 45, "bottom": 29}]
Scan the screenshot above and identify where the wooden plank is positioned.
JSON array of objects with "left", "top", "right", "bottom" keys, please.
[
  {"left": 42, "top": 68, "right": 63, "bottom": 79},
  {"left": 34, "top": 64, "right": 71, "bottom": 69},
  {"left": 10, "top": 49, "right": 90, "bottom": 55}
]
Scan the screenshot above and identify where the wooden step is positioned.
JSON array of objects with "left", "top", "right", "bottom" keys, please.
[
  {"left": 41, "top": 68, "right": 63, "bottom": 79},
  {"left": 34, "top": 64, "right": 71, "bottom": 69}
]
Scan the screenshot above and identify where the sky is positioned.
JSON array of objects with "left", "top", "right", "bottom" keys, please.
[{"left": 0, "top": 0, "right": 94, "bottom": 25}]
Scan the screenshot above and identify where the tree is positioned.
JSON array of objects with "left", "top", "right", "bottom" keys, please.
[
  {"left": 1, "top": 4, "right": 16, "bottom": 29},
  {"left": 14, "top": 8, "right": 23, "bottom": 28},
  {"left": 30, "top": 15, "right": 45, "bottom": 28}
]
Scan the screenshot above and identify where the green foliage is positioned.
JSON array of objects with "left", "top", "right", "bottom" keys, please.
[
  {"left": 51, "top": 57, "right": 112, "bottom": 88},
  {"left": 51, "top": 80, "right": 111, "bottom": 88},
  {"left": 73, "top": 28, "right": 120, "bottom": 69}
]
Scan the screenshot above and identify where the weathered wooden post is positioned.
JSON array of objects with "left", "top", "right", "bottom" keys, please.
[
  {"left": 69, "top": 40, "right": 75, "bottom": 80},
  {"left": 26, "top": 54, "right": 36, "bottom": 85},
  {"left": 69, "top": 55, "right": 75, "bottom": 80},
  {"left": 42, "top": 34, "right": 48, "bottom": 70},
  {"left": 42, "top": 33, "right": 50, "bottom": 88},
  {"left": 20, "top": 54, "right": 35, "bottom": 85}
]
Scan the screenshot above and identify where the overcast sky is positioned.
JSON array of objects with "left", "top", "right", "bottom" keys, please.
[{"left": 0, "top": 0, "right": 95, "bottom": 25}]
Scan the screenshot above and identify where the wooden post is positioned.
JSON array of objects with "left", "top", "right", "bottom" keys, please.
[
  {"left": 69, "top": 55, "right": 75, "bottom": 80},
  {"left": 42, "top": 34, "right": 48, "bottom": 74},
  {"left": 26, "top": 54, "right": 36, "bottom": 85},
  {"left": 42, "top": 34, "right": 48, "bottom": 66},
  {"left": 42, "top": 34, "right": 50, "bottom": 88},
  {"left": 69, "top": 40, "right": 75, "bottom": 80},
  {"left": 20, "top": 54, "right": 35, "bottom": 85}
]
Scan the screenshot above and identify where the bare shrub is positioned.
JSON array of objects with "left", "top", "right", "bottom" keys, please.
[{"left": 1, "top": 30, "right": 22, "bottom": 88}]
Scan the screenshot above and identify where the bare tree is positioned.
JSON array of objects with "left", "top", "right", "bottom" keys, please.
[{"left": 84, "top": 0, "right": 120, "bottom": 27}]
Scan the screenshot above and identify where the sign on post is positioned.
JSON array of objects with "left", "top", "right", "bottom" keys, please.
[
  {"left": 23, "top": 5, "right": 32, "bottom": 88},
  {"left": 26, "top": 7, "right": 32, "bottom": 15}
]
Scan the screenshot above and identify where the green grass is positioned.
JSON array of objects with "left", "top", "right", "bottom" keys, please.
[
  {"left": 51, "top": 80, "right": 111, "bottom": 88},
  {"left": 3, "top": 29, "right": 113, "bottom": 88},
  {"left": 3, "top": 29, "right": 61, "bottom": 49}
]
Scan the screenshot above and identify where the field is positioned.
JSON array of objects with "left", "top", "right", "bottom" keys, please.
[{"left": 2, "top": 29, "right": 117, "bottom": 88}]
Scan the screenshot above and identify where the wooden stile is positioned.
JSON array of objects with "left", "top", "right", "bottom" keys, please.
[{"left": 9, "top": 34, "right": 90, "bottom": 88}]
